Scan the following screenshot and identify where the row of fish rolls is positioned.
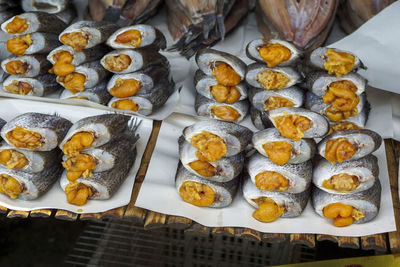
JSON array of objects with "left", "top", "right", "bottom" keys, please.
[
  {"left": 194, "top": 49, "right": 249, "bottom": 123},
  {"left": 176, "top": 120, "right": 252, "bottom": 208}
]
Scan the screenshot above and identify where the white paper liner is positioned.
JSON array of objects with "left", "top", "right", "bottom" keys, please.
[{"left": 0, "top": 98, "right": 152, "bottom": 214}]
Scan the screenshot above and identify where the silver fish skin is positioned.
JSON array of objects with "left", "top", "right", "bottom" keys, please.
[
  {"left": 59, "top": 21, "right": 120, "bottom": 50},
  {"left": 175, "top": 162, "right": 239, "bottom": 208},
  {"left": 246, "top": 39, "right": 301, "bottom": 66},
  {"left": 242, "top": 175, "right": 310, "bottom": 218},
  {"left": 2, "top": 74, "right": 61, "bottom": 97},
  {"left": 1, "top": 12, "right": 67, "bottom": 35},
  {"left": 250, "top": 106, "right": 272, "bottom": 130},
  {"left": 183, "top": 119, "right": 253, "bottom": 157},
  {"left": 268, "top": 107, "right": 330, "bottom": 139},
  {"left": 0, "top": 141, "right": 62, "bottom": 173},
  {"left": 193, "top": 69, "right": 248, "bottom": 101},
  {"left": 195, "top": 93, "right": 249, "bottom": 123},
  {"left": 101, "top": 48, "right": 169, "bottom": 74},
  {"left": 22, "top": 0, "right": 69, "bottom": 14},
  {"left": 312, "top": 179, "right": 381, "bottom": 224},
  {"left": 60, "top": 81, "right": 112, "bottom": 105},
  {"left": 247, "top": 152, "right": 312, "bottom": 193},
  {"left": 1, "top": 112, "right": 72, "bottom": 151},
  {"left": 252, "top": 128, "right": 316, "bottom": 164},
  {"left": 313, "top": 154, "right": 379, "bottom": 195},
  {"left": 309, "top": 47, "right": 365, "bottom": 73},
  {"left": 47, "top": 45, "right": 110, "bottom": 66},
  {"left": 245, "top": 63, "right": 301, "bottom": 90},
  {"left": 0, "top": 162, "right": 63, "bottom": 200},
  {"left": 249, "top": 85, "right": 304, "bottom": 112},
  {"left": 7, "top": 32, "right": 59, "bottom": 56},
  {"left": 0, "top": 117, "right": 6, "bottom": 141},
  {"left": 318, "top": 129, "right": 382, "bottom": 162},
  {"left": 302, "top": 71, "right": 366, "bottom": 97},
  {"left": 108, "top": 78, "right": 175, "bottom": 116},
  {"left": 59, "top": 114, "right": 131, "bottom": 151},
  {"left": 60, "top": 147, "right": 137, "bottom": 200},
  {"left": 1, "top": 54, "right": 51, "bottom": 77},
  {"left": 195, "top": 48, "right": 247, "bottom": 81},
  {"left": 107, "top": 24, "right": 166, "bottom": 50},
  {"left": 54, "top": 4, "right": 76, "bottom": 24},
  {"left": 178, "top": 136, "right": 244, "bottom": 182}
]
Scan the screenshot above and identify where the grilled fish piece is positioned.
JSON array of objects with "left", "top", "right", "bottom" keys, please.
[
  {"left": 175, "top": 162, "right": 239, "bottom": 208},
  {"left": 328, "top": 105, "right": 370, "bottom": 134},
  {"left": 250, "top": 106, "right": 272, "bottom": 130},
  {"left": 247, "top": 152, "right": 312, "bottom": 193},
  {"left": 0, "top": 162, "right": 63, "bottom": 200},
  {"left": 312, "top": 179, "right": 381, "bottom": 226},
  {"left": 252, "top": 128, "right": 316, "bottom": 165},
  {"left": 47, "top": 45, "right": 110, "bottom": 66},
  {"left": 2, "top": 74, "right": 61, "bottom": 97},
  {"left": 6, "top": 32, "right": 59, "bottom": 56},
  {"left": 317, "top": 129, "right": 382, "bottom": 164},
  {"left": 1, "top": 112, "right": 72, "bottom": 151},
  {"left": 22, "top": 0, "right": 69, "bottom": 14},
  {"left": 242, "top": 175, "right": 310, "bottom": 222},
  {"left": 1, "top": 12, "right": 67, "bottom": 35},
  {"left": 60, "top": 81, "right": 112, "bottom": 105},
  {"left": 1, "top": 54, "right": 51, "bottom": 77},
  {"left": 249, "top": 86, "right": 304, "bottom": 112}
]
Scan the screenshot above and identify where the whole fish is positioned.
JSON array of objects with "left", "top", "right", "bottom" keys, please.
[
  {"left": 2, "top": 54, "right": 51, "bottom": 77},
  {"left": 2, "top": 74, "right": 61, "bottom": 97},
  {"left": 60, "top": 81, "right": 112, "bottom": 105}
]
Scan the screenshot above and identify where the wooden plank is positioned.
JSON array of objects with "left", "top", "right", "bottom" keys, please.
[
  {"left": 7, "top": 210, "right": 29, "bottom": 219},
  {"left": 30, "top": 209, "right": 52, "bottom": 218},
  {"left": 167, "top": 216, "right": 193, "bottom": 229},
  {"left": 262, "top": 233, "right": 287, "bottom": 243},
  {"left": 54, "top": 210, "right": 78, "bottom": 221},
  {"left": 316, "top": 234, "right": 338, "bottom": 243},
  {"left": 236, "top": 228, "right": 262, "bottom": 242},
  {"left": 290, "top": 234, "right": 316, "bottom": 248},
  {"left": 337, "top": 236, "right": 360, "bottom": 249},
  {"left": 100, "top": 206, "right": 126, "bottom": 220},
  {"left": 0, "top": 205, "right": 8, "bottom": 214},
  {"left": 361, "top": 234, "right": 388, "bottom": 252},
  {"left": 144, "top": 211, "right": 166, "bottom": 230},
  {"left": 123, "top": 183, "right": 147, "bottom": 223},
  {"left": 79, "top": 213, "right": 102, "bottom": 221},
  {"left": 212, "top": 227, "right": 235, "bottom": 236},
  {"left": 185, "top": 223, "right": 210, "bottom": 236}
]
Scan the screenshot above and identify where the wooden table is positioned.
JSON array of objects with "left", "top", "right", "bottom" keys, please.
[{"left": 2, "top": 121, "right": 400, "bottom": 253}]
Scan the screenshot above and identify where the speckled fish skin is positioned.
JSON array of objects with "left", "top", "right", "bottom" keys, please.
[
  {"left": 245, "top": 63, "right": 301, "bottom": 89},
  {"left": 312, "top": 179, "right": 381, "bottom": 224},
  {"left": 47, "top": 45, "right": 110, "bottom": 66},
  {"left": 252, "top": 128, "right": 316, "bottom": 164},
  {"left": 178, "top": 136, "right": 244, "bottom": 182},
  {"left": 183, "top": 119, "right": 253, "bottom": 158},
  {"left": 54, "top": 4, "right": 77, "bottom": 24},
  {"left": 248, "top": 85, "right": 304, "bottom": 112},
  {"left": 195, "top": 93, "right": 249, "bottom": 123},
  {"left": 195, "top": 48, "right": 247, "bottom": 81},
  {"left": 1, "top": 54, "right": 51, "bottom": 77},
  {"left": 0, "top": 117, "right": 5, "bottom": 131},
  {"left": 242, "top": 175, "right": 310, "bottom": 218},
  {"left": 313, "top": 154, "right": 379, "bottom": 194},
  {"left": 1, "top": 12, "right": 67, "bottom": 35},
  {"left": 59, "top": 114, "right": 131, "bottom": 151},
  {"left": 1, "top": 112, "right": 72, "bottom": 151},
  {"left": 175, "top": 162, "right": 239, "bottom": 208},
  {"left": 2, "top": 74, "right": 61, "bottom": 97},
  {"left": 60, "top": 81, "right": 112, "bottom": 105},
  {"left": 309, "top": 47, "right": 365, "bottom": 72},
  {"left": 0, "top": 162, "right": 63, "bottom": 200},
  {"left": 318, "top": 129, "right": 382, "bottom": 162},
  {"left": 22, "top": 0, "right": 68, "bottom": 14},
  {"left": 250, "top": 106, "right": 272, "bottom": 130},
  {"left": 8, "top": 32, "right": 59, "bottom": 56},
  {"left": 247, "top": 152, "right": 312, "bottom": 193}
]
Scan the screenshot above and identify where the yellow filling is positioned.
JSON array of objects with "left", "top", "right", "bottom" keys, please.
[
  {"left": 179, "top": 181, "right": 215, "bottom": 207},
  {"left": 212, "top": 63, "right": 241, "bottom": 86},
  {"left": 252, "top": 197, "right": 284, "bottom": 223},
  {"left": 4, "top": 81, "right": 32, "bottom": 95},
  {"left": 60, "top": 32, "right": 88, "bottom": 52},
  {"left": 259, "top": 43, "right": 292, "bottom": 67},
  {"left": 324, "top": 49, "right": 355, "bottom": 77},
  {"left": 6, "top": 126, "right": 42, "bottom": 150},
  {"left": 274, "top": 115, "right": 311, "bottom": 141},
  {"left": 257, "top": 70, "right": 290, "bottom": 90},
  {"left": 264, "top": 96, "right": 294, "bottom": 111},
  {"left": 211, "top": 105, "right": 240, "bottom": 122},
  {"left": 255, "top": 171, "right": 290, "bottom": 191},
  {"left": 323, "top": 173, "right": 360, "bottom": 192},
  {"left": 325, "top": 137, "right": 355, "bottom": 164},
  {"left": 111, "top": 99, "right": 139, "bottom": 112},
  {"left": 62, "top": 153, "right": 97, "bottom": 182},
  {"left": 6, "top": 34, "right": 33, "bottom": 56},
  {"left": 5, "top": 16, "right": 28, "bottom": 34},
  {"left": 5, "top": 60, "right": 29, "bottom": 75},
  {"left": 49, "top": 51, "right": 75, "bottom": 76},
  {"left": 190, "top": 131, "right": 227, "bottom": 162},
  {"left": 110, "top": 78, "right": 141, "bottom": 98},
  {"left": 262, "top": 141, "right": 292, "bottom": 165},
  {"left": 0, "top": 149, "right": 28, "bottom": 169},
  {"left": 210, "top": 84, "right": 241, "bottom": 104},
  {"left": 328, "top": 122, "right": 361, "bottom": 135},
  {"left": 63, "top": 132, "right": 94, "bottom": 156},
  {"left": 58, "top": 73, "right": 86, "bottom": 94},
  {"left": 115, "top": 29, "right": 142, "bottom": 47},
  {"left": 188, "top": 160, "right": 217, "bottom": 177},
  {"left": 0, "top": 174, "right": 23, "bottom": 199},
  {"left": 65, "top": 182, "right": 93, "bottom": 206},
  {"left": 323, "top": 202, "right": 364, "bottom": 227},
  {"left": 104, "top": 54, "right": 131, "bottom": 72},
  {"left": 70, "top": 96, "right": 89, "bottom": 100}
]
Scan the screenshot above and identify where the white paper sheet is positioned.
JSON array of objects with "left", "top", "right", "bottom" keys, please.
[
  {"left": 0, "top": 99, "right": 152, "bottom": 213},
  {"left": 137, "top": 113, "right": 396, "bottom": 236}
]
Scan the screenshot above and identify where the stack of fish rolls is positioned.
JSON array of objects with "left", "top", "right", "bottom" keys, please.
[
  {"left": 101, "top": 24, "right": 174, "bottom": 116},
  {"left": 58, "top": 114, "right": 139, "bottom": 206},
  {"left": 0, "top": 12, "right": 67, "bottom": 97},
  {"left": 175, "top": 120, "right": 252, "bottom": 208},
  {"left": 194, "top": 48, "right": 249, "bottom": 123},
  {"left": 0, "top": 113, "right": 71, "bottom": 200}
]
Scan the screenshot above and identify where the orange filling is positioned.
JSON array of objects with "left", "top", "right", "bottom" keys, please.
[
  {"left": 70, "top": 96, "right": 89, "bottom": 100},
  {"left": 58, "top": 73, "right": 86, "bottom": 94},
  {"left": 5, "top": 60, "right": 29, "bottom": 75},
  {"left": 325, "top": 137, "right": 355, "bottom": 164},
  {"left": 62, "top": 153, "right": 97, "bottom": 182},
  {"left": 211, "top": 106, "right": 240, "bottom": 122},
  {"left": 210, "top": 84, "right": 241, "bottom": 104},
  {"left": 49, "top": 51, "right": 75, "bottom": 76},
  {"left": 6, "top": 126, "right": 42, "bottom": 150},
  {"left": 0, "top": 149, "right": 28, "bottom": 169},
  {"left": 115, "top": 29, "right": 142, "bottom": 47},
  {"left": 324, "top": 49, "right": 356, "bottom": 77},
  {"left": 252, "top": 197, "right": 284, "bottom": 223},
  {"left": 212, "top": 63, "right": 241, "bottom": 86},
  {"left": 255, "top": 171, "right": 289, "bottom": 191},
  {"left": 323, "top": 203, "right": 364, "bottom": 227},
  {"left": 264, "top": 96, "right": 294, "bottom": 111},
  {"left": 328, "top": 122, "right": 361, "bottom": 135},
  {"left": 322, "top": 173, "right": 360, "bottom": 192},
  {"left": 5, "top": 16, "right": 28, "bottom": 34},
  {"left": 188, "top": 160, "right": 217, "bottom": 177},
  {"left": 179, "top": 181, "right": 215, "bottom": 207},
  {"left": 0, "top": 174, "right": 23, "bottom": 199},
  {"left": 60, "top": 32, "right": 88, "bottom": 52},
  {"left": 65, "top": 182, "right": 93, "bottom": 206},
  {"left": 190, "top": 131, "right": 227, "bottom": 162},
  {"left": 6, "top": 34, "right": 33, "bottom": 56},
  {"left": 259, "top": 43, "right": 292, "bottom": 67},
  {"left": 262, "top": 141, "right": 292, "bottom": 165},
  {"left": 110, "top": 78, "right": 141, "bottom": 98},
  {"left": 63, "top": 132, "right": 94, "bottom": 156},
  {"left": 104, "top": 54, "right": 131, "bottom": 72},
  {"left": 4, "top": 81, "right": 32, "bottom": 95},
  {"left": 274, "top": 115, "right": 311, "bottom": 141},
  {"left": 257, "top": 70, "right": 290, "bottom": 90},
  {"left": 111, "top": 99, "right": 139, "bottom": 112}
]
